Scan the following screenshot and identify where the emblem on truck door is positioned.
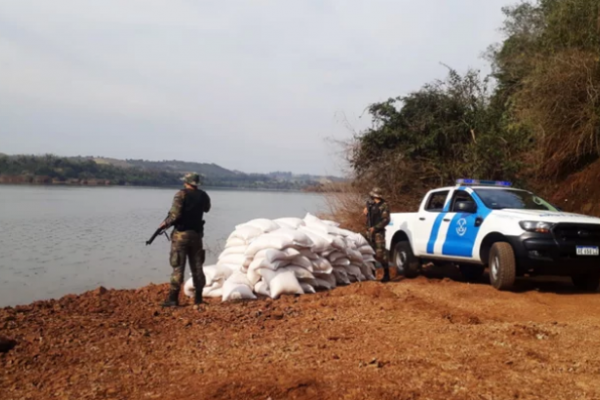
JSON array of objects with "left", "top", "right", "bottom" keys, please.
[{"left": 456, "top": 218, "right": 467, "bottom": 237}]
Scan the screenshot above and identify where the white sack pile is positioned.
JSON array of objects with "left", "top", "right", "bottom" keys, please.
[{"left": 184, "top": 214, "right": 377, "bottom": 301}]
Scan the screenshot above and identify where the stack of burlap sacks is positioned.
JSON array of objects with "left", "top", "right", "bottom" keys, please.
[{"left": 184, "top": 213, "right": 377, "bottom": 301}]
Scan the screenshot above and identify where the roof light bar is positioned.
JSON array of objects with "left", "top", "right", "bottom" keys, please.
[{"left": 456, "top": 179, "right": 512, "bottom": 187}]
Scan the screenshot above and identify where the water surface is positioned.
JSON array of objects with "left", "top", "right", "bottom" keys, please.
[{"left": 0, "top": 185, "right": 325, "bottom": 307}]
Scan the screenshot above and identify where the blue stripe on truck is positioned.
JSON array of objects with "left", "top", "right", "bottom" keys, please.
[{"left": 427, "top": 213, "right": 446, "bottom": 254}]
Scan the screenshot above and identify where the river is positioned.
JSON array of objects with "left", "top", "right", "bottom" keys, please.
[{"left": 0, "top": 185, "right": 326, "bottom": 307}]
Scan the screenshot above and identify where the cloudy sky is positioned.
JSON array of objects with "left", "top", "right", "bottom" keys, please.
[{"left": 0, "top": 0, "right": 509, "bottom": 175}]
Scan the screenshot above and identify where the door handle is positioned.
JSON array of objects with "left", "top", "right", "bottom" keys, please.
[
  {"left": 419, "top": 217, "right": 426, "bottom": 221},
  {"left": 443, "top": 218, "right": 450, "bottom": 222},
  {"left": 475, "top": 217, "right": 483, "bottom": 227}
]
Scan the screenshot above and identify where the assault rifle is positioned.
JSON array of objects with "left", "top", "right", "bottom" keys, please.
[{"left": 146, "top": 221, "right": 171, "bottom": 246}]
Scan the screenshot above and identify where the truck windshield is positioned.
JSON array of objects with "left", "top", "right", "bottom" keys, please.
[{"left": 474, "top": 189, "right": 558, "bottom": 211}]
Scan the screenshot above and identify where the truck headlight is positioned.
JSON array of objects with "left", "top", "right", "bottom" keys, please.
[{"left": 519, "top": 221, "right": 555, "bottom": 234}]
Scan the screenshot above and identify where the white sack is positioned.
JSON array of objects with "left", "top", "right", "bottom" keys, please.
[
  {"left": 314, "top": 272, "right": 337, "bottom": 288},
  {"left": 223, "top": 271, "right": 253, "bottom": 292},
  {"left": 301, "top": 277, "right": 333, "bottom": 291},
  {"left": 249, "top": 257, "right": 290, "bottom": 273},
  {"left": 225, "top": 237, "right": 247, "bottom": 248},
  {"left": 222, "top": 280, "right": 257, "bottom": 301},
  {"left": 217, "top": 253, "right": 246, "bottom": 266},
  {"left": 236, "top": 219, "right": 279, "bottom": 233},
  {"left": 219, "top": 245, "right": 248, "bottom": 258},
  {"left": 228, "top": 225, "right": 262, "bottom": 242},
  {"left": 300, "top": 283, "right": 316, "bottom": 294},
  {"left": 303, "top": 213, "right": 335, "bottom": 235},
  {"left": 269, "top": 270, "right": 304, "bottom": 299},
  {"left": 347, "top": 249, "right": 364, "bottom": 264},
  {"left": 257, "top": 268, "right": 278, "bottom": 283},
  {"left": 312, "top": 257, "right": 333, "bottom": 274},
  {"left": 254, "top": 280, "right": 271, "bottom": 297},
  {"left": 332, "top": 268, "right": 351, "bottom": 285},
  {"left": 331, "top": 258, "right": 351, "bottom": 267},
  {"left": 247, "top": 267, "right": 262, "bottom": 286},
  {"left": 299, "top": 249, "right": 318, "bottom": 260},
  {"left": 274, "top": 218, "right": 306, "bottom": 230},
  {"left": 328, "top": 251, "right": 347, "bottom": 262},
  {"left": 270, "top": 228, "right": 314, "bottom": 249},
  {"left": 184, "top": 277, "right": 195, "bottom": 297},
  {"left": 245, "top": 234, "right": 295, "bottom": 257},
  {"left": 290, "top": 256, "right": 313, "bottom": 271},
  {"left": 359, "top": 245, "right": 376, "bottom": 255},
  {"left": 204, "top": 264, "right": 233, "bottom": 286},
  {"left": 281, "top": 265, "right": 315, "bottom": 280},
  {"left": 362, "top": 255, "right": 377, "bottom": 263},
  {"left": 217, "top": 263, "right": 243, "bottom": 274},
  {"left": 359, "top": 263, "right": 376, "bottom": 281},
  {"left": 258, "top": 248, "right": 301, "bottom": 264},
  {"left": 331, "top": 236, "right": 347, "bottom": 250},
  {"left": 203, "top": 285, "right": 224, "bottom": 298},
  {"left": 297, "top": 227, "right": 331, "bottom": 252},
  {"left": 346, "top": 264, "right": 365, "bottom": 282}
]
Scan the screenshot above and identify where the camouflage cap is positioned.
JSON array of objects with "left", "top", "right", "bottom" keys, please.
[
  {"left": 182, "top": 172, "right": 200, "bottom": 186},
  {"left": 369, "top": 187, "right": 384, "bottom": 199}
]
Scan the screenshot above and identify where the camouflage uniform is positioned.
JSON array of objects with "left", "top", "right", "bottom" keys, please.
[
  {"left": 366, "top": 189, "right": 391, "bottom": 281},
  {"left": 162, "top": 173, "right": 211, "bottom": 307}
]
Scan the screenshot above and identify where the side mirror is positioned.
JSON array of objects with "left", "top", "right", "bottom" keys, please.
[{"left": 456, "top": 201, "right": 477, "bottom": 213}]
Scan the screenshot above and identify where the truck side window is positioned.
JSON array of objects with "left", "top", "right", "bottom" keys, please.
[
  {"left": 425, "top": 191, "right": 449, "bottom": 212},
  {"left": 450, "top": 190, "right": 475, "bottom": 212}
]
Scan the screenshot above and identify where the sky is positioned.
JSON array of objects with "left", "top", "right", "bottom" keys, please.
[{"left": 0, "top": 0, "right": 510, "bottom": 176}]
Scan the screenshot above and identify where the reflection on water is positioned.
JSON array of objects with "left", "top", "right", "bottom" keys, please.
[{"left": 0, "top": 185, "right": 325, "bottom": 307}]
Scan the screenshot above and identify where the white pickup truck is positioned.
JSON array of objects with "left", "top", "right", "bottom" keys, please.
[{"left": 385, "top": 179, "right": 600, "bottom": 291}]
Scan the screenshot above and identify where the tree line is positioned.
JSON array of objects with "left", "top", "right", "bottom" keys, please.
[
  {"left": 344, "top": 0, "right": 600, "bottom": 218},
  {"left": 0, "top": 154, "right": 324, "bottom": 190}
]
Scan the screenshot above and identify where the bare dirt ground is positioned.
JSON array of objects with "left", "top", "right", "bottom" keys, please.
[{"left": 2, "top": 268, "right": 600, "bottom": 400}]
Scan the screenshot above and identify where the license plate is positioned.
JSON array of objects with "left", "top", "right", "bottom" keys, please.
[{"left": 576, "top": 246, "right": 599, "bottom": 256}]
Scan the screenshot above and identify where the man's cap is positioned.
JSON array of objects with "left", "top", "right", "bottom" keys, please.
[
  {"left": 182, "top": 172, "right": 200, "bottom": 186},
  {"left": 369, "top": 187, "right": 384, "bottom": 199}
]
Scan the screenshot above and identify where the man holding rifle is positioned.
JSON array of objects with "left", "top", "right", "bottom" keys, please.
[
  {"left": 363, "top": 188, "right": 391, "bottom": 282},
  {"left": 154, "top": 173, "right": 211, "bottom": 308}
]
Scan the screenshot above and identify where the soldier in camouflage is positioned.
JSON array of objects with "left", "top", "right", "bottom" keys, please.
[
  {"left": 363, "top": 188, "right": 391, "bottom": 282},
  {"left": 157, "top": 173, "right": 211, "bottom": 308}
]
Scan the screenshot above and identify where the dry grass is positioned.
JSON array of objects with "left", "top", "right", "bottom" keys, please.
[{"left": 516, "top": 50, "right": 600, "bottom": 178}]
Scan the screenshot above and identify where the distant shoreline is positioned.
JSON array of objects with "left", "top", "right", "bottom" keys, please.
[{"left": 0, "top": 181, "right": 326, "bottom": 194}]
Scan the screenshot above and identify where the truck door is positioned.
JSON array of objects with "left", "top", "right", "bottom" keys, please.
[
  {"left": 414, "top": 190, "right": 451, "bottom": 256},
  {"left": 440, "top": 189, "right": 490, "bottom": 258}
]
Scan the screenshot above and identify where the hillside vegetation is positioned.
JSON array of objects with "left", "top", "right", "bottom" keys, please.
[
  {"left": 0, "top": 154, "right": 342, "bottom": 190},
  {"left": 334, "top": 0, "right": 600, "bottom": 228}
]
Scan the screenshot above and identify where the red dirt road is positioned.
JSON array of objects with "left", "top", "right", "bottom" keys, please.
[{"left": 2, "top": 272, "right": 600, "bottom": 400}]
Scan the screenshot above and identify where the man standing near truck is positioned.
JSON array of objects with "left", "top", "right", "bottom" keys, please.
[
  {"left": 157, "top": 172, "right": 211, "bottom": 308},
  {"left": 364, "top": 188, "right": 391, "bottom": 282}
]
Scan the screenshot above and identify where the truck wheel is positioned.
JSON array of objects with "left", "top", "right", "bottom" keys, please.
[
  {"left": 459, "top": 264, "right": 485, "bottom": 283},
  {"left": 571, "top": 274, "right": 600, "bottom": 292},
  {"left": 489, "top": 242, "right": 516, "bottom": 291},
  {"left": 394, "top": 241, "right": 420, "bottom": 278}
]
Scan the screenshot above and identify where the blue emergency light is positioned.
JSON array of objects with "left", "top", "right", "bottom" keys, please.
[{"left": 456, "top": 179, "right": 512, "bottom": 187}]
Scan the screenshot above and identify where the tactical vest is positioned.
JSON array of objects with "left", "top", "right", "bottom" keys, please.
[
  {"left": 174, "top": 189, "right": 208, "bottom": 233},
  {"left": 368, "top": 201, "right": 386, "bottom": 231}
]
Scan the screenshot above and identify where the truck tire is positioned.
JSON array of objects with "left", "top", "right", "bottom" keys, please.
[
  {"left": 459, "top": 264, "right": 485, "bottom": 283},
  {"left": 393, "top": 241, "right": 420, "bottom": 278},
  {"left": 571, "top": 273, "right": 600, "bottom": 292},
  {"left": 489, "top": 242, "right": 516, "bottom": 291}
]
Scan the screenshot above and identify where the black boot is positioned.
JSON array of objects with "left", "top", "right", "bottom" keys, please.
[
  {"left": 381, "top": 267, "right": 391, "bottom": 283},
  {"left": 194, "top": 291, "right": 203, "bottom": 306},
  {"left": 161, "top": 289, "right": 179, "bottom": 308},
  {"left": 192, "top": 272, "right": 206, "bottom": 307}
]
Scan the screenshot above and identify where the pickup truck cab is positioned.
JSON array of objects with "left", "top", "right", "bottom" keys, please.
[{"left": 386, "top": 179, "right": 600, "bottom": 291}]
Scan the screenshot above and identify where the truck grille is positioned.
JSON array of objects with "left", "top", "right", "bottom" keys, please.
[{"left": 552, "top": 223, "right": 600, "bottom": 241}]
